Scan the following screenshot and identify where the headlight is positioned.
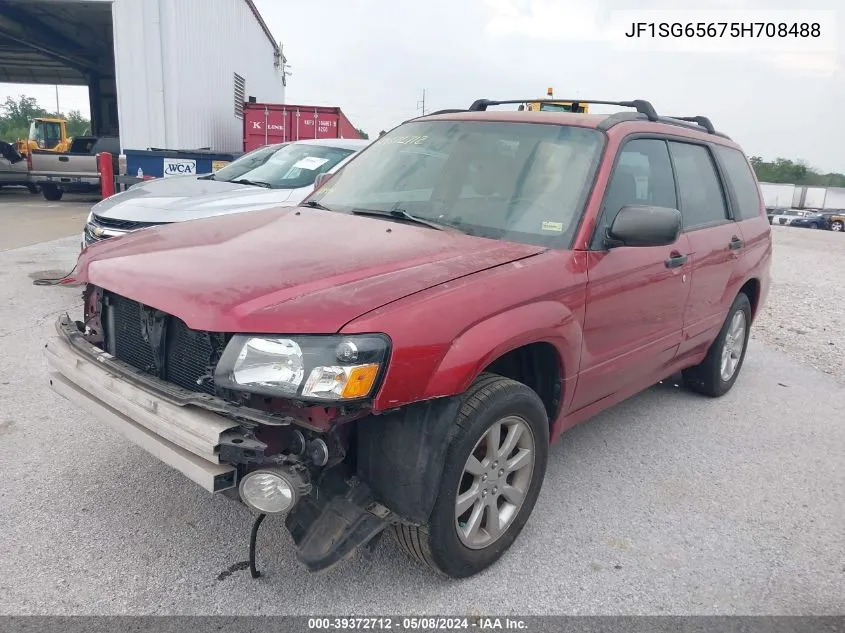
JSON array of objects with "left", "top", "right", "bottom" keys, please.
[
  {"left": 85, "top": 210, "right": 94, "bottom": 225},
  {"left": 214, "top": 334, "right": 390, "bottom": 402}
]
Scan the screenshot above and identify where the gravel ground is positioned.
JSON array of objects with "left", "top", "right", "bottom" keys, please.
[
  {"left": 751, "top": 225, "right": 845, "bottom": 383},
  {"left": 0, "top": 230, "right": 843, "bottom": 615}
]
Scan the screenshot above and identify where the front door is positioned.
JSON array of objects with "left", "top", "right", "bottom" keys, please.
[{"left": 572, "top": 138, "right": 691, "bottom": 411}]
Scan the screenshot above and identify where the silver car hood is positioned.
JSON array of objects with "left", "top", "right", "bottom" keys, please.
[{"left": 90, "top": 175, "right": 297, "bottom": 223}]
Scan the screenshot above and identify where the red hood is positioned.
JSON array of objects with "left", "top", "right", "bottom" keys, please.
[{"left": 74, "top": 206, "right": 546, "bottom": 333}]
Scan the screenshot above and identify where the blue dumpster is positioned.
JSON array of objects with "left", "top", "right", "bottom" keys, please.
[{"left": 123, "top": 149, "right": 242, "bottom": 179}]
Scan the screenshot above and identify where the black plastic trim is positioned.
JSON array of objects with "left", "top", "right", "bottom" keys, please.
[
  {"left": 597, "top": 112, "right": 648, "bottom": 130},
  {"left": 356, "top": 396, "right": 463, "bottom": 524}
]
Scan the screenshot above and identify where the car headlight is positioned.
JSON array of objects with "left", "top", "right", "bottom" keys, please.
[
  {"left": 85, "top": 209, "right": 94, "bottom": 225},
  {"left": 213, "top": 334, "right": 390, "bottom": 402}
]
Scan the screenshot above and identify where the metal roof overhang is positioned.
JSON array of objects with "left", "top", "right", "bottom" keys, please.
[{"left": 0, "top": 0, "right": 114, "bottom": 85}]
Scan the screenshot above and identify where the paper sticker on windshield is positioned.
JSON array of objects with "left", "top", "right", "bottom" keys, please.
[
  {"left": 293, "top": 156, "right": 330, "bottom": 170},
  {"left": 541, "top": 221, "right": 563, "bottom": 233}
]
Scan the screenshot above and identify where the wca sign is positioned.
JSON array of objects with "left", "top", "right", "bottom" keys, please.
[{"left": 163, "top": 158, "right": 197, "bottom": 178}]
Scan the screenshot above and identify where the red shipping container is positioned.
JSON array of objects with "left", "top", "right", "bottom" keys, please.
[{"left": 243, "top": 102, "right": 364, "bottom": 152}]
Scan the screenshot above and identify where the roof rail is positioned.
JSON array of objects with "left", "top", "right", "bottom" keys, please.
[
  {"left": 668, "top": 115, "right": 715, "bottom": 134},
  {"left": 403, "top": 108, "right": 468, "bottom": 123},
  {"left": 595, "top": 110, "right": 729, "bottom": 139},
  {"left": 468, "top": 98, "right": 659, "bottom": 121},
  {"left": 413, "top": 100, "right": 731, "bottom": 139},
  {"left": 660, "top": 116, "right": 731, "bottom": 139},
  {"left": 425, "top": 109, "right": 469, "bottom": 116}
]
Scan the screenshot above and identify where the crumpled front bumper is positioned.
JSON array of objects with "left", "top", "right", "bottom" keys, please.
[{"left": 44, "top": 314, "right": 238, "bottom": 492}]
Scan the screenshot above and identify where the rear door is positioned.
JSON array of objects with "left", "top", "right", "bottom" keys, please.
[
  {"left": 712, "top": 143, "right": 772, "bottom": 309},
  {"left": 573, "top": 138, "right": 691, "bottom": 411},
  {"left": 668, "top": 141, "right": 742, "bottom": 359}
]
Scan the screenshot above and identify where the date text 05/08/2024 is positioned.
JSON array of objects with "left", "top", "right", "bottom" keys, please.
[
  {"left": 307, "top": 617, "right": 529, "bottom": 631},
  {"left": 624, "top": 22, "right": 821, "bottom": 38}
]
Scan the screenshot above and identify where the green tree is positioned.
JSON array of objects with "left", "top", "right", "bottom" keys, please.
[
  {"left": 0, "top": 95, "right": 49, "bottom": 142},
  {"left": 355, "top": 127, "right": 369, "bottom": 140},
  {"left": 65, "top": 109, "right": 90, "bottom": 137},
  {"left": 750, "top": 155, "right": 845, "bottom": 187}
]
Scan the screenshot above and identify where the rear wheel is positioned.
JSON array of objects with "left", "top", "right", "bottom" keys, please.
[
  {"left": 682, "top": 293, "right": 752, "bottom": 397},
  {"left": 392, "top": 373, "right": 549, "bottom": 578},
  {"left": 809, "top": 223, "right": 819, "bottom": 229},
  {"left": 41, "top": 184, "right": 63, "bottom": 201}
]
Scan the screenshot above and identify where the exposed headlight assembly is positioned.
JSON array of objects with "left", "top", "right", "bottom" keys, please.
[{"left": 214, "top": 334, "right": 390, "bottom": 402}]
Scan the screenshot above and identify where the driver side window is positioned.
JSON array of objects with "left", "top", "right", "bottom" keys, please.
[{"left": 594, "top": 138, "right": 676, "bottom": 246}]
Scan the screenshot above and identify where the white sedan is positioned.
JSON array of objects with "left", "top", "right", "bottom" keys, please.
[{"left": 82, "top": 138, "right": 370, "bottom": 248}]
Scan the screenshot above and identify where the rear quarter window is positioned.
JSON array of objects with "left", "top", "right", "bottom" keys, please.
[{"left": 714, "top": 145, "right": 763, "bottom": 221}]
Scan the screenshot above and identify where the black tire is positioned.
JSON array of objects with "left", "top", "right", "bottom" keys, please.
[
  {"left": 809, "top": 223, "right": 818, "bottom": 229},
  {"left": 682, "top": 293, "right": 752, "bottom": 397},
  {"left": 41, "top": 184, "right": 63, "bottom": 201},
  {"left": 392, "top": 373, "right": 549, "bottom": 578}
]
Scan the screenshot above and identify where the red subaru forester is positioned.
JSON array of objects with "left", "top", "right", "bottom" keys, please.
[{"left": 46, "top": 97, "right": 771, "bottom": 578}]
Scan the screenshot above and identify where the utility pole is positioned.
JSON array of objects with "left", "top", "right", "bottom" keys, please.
[
  {"left": 55, "top": 85, "right": 60, "bottom": 116},
  {"left": 416, "top": 89, "right": 426, "bottom": 116}
]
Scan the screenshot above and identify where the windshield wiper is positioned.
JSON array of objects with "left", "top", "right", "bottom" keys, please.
[
  {"left": 302, "top": 200, "right": 334, "bottom": 211},
  {"left": 231, "top": 178, "right": 272, "bottom": 188},
  {"left": 350, "top": 208, "right": 454, "bottom": 232}
]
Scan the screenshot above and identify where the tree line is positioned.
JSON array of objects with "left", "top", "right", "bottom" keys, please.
[
  {"left": 749, "top": 156, "right": 845, "bottom": 188},
  {"left": 0, "top": 95, "right": 91, "bottom": 143}
]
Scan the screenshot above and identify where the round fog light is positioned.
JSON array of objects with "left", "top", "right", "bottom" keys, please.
[{"left": 239, "top": 469, "right": 299, "bottom": 514}]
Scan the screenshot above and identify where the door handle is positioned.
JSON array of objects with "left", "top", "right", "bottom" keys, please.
[
  {"left": 664, "top": 252, "right": 688, "bottom": 268},
  {"left": 58, "top": 156, "right": 69, "bottom": 162},
  {"left": 729, "top": 236, "right": 744, "bottom": 250}
]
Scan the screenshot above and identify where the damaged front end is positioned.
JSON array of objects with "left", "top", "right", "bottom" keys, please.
[{"left": 48, "top": 284, "right": 401, "bottom": 576}]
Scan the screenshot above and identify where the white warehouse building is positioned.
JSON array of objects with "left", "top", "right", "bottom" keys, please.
[{"left": 0, "top": 0, "right": 287, "bottom": 153}]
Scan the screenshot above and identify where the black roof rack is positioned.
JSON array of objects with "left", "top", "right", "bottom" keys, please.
[
  {"left": 661, "top": 116, "right": 730, "bottom": 139},
  {"left": 425, "top": 109, "right": 468, "bottom": 116},
  {"left": 468, "top": 98, "right": 659, "bottom": 121},
  {"left": 667, "top": 115, "right": 715, "bottom": 134},
  {"left": 414, "top": 100, "right": 729, "bottom": 139}
]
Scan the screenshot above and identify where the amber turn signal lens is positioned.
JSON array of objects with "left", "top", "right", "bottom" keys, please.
[{"left": 340, "top": 364, "right": 379, "bottom": 399}]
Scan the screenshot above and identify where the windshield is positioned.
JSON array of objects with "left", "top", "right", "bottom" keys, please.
[
  {"left": 309, "top": 120, "right": 603, "bottom": 246},
  {"left": 29, "top": 120, "right": 62, "bottom": 149},
  {"left": 213, "top": 143, "right": 355, "bottom": 189}
]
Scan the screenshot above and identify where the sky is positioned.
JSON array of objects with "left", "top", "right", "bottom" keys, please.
[{"left": 2, "top": 0, "right": 843, "bottom": 172}]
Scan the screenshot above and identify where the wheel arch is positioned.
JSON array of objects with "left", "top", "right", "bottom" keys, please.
[
  {"left": 738, "top": 277, "right": 761, "bottom": 321},
  {"left": 420, "top": 300, "right": 580, "bottom": 421}
]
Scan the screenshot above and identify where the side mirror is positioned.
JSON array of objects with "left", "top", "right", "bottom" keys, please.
[
  {"left": 606, "top": 205, "right": 682, "bottom": 248},
  {"left": 314, "top": 172, "right": 333, "bottom": 190}
]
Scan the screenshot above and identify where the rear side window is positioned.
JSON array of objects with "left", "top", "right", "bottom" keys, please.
[
  {"left": 669, "top": 142, "right": 729, "bottom": 229},
  {"left": 714, "top": 145, "right": 763, "bottom": 220},
  {"left": 595, "top": 139, "right": 676, "bottom": 243}
]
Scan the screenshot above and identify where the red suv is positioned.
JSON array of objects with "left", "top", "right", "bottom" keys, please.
[{"left": 46, "top": 98, "right": 771, "bottom": 579}]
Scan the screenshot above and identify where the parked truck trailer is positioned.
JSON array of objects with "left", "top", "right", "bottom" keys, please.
[
  {"left": 759, "top": 182, "right": 795, "bottom": 209},
  {"left": 243, "top": 102, "right": 364, "bottom": 152}
]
